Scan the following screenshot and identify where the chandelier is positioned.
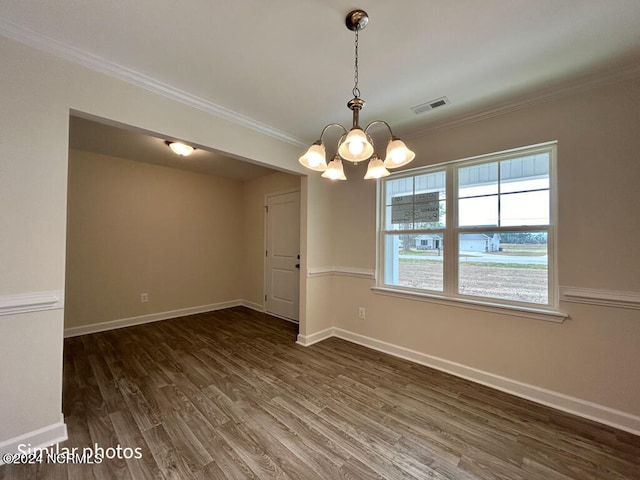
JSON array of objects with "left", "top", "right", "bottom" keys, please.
[{"left": 299, "top": 9, "right": 415, "bottom": 180}]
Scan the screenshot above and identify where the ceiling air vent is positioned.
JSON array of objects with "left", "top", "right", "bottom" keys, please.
[{"left": 411, "top": 96, "right": 450, "bottom": 115}]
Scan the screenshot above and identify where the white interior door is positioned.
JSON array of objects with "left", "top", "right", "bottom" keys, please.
[{"left": 265, "top": 191, "right": 300, "bottom": 321}]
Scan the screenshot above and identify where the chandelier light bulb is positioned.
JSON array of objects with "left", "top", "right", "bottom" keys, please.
[
  {"left": 349, "top": 139, "right": 364, "bottom": 155},
  {"left": 383, "top": 137, "right": 415, "bottom": 169},
  {"left": 299, "top": 142, "right": 328, "bottom": 171},
  {"left": 308, "top": 154, "right": 322, "bottom": 168},
  {"left": 338, "top": 128, "right": 374, "bottom": 163},
  {"left": 364, "top": 155, "right": 390, "bottom": 179},
  {"left": 321, "top": 156, "right": 347, "bottom": 180}
]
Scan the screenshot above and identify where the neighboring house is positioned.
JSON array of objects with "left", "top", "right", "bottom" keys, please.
[
  {"left": 415, "top": 234, "right": 443, "bottom": 250},
  {"left": 416, "top": 233, "right": 500, "bottom": 252},
  {"left": 460, "top": 233, "right": 500, "bottom": 252}
]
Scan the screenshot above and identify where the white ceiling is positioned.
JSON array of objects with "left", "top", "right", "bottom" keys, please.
[{"left": 2, "top": 1, "right": 640, "bottom": 178}]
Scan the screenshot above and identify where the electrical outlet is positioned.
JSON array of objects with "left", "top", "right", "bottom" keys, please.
[
  {"left": 358, "top": 307, "right": 365, "bottom": 319},
  {"left": 140, "top": 293, "right": 149, "bottom": 303}
]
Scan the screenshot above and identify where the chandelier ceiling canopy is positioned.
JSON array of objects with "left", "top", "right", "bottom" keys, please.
[{"left": 299, "top": 9, "right": 415, "bottom": 181}]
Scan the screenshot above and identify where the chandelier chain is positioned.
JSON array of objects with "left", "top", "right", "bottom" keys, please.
[{"left": 352, "top": 28, "right": 360, "bottom": 98}]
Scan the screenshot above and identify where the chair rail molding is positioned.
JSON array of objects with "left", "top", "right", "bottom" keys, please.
[
  {"left": 560, "top": 286, "right": 640, "bottom": 310},
  {"left": 0, "top": 291, "right": 64, "bottom": 316},
  {"left": 307, "top": 266, "right": 375, "bottom": 280}
]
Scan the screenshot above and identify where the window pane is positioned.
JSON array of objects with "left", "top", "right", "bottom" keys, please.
[
  {"left": 385, "top": 176, "right": 413, "bottom": 205},
  {"left": 500, "top": 154, "right": 549, "bottom": 193},
  {"left": 458, "top": 232, "right": 548, "bottom": 304},
  {"left": 385, "top": 205, "right": 412, "bottom": 231},
  {"left": 458, "top": 196, "right": 498, "bottom": 227},
  {"left": 458, "top": 162, "right": 498, "bottom": 198},
  {"left": 384, "top": 234, "right": 443, "bottom": 292},
  {"left": 385, "top": 171, "right": 446, "bottom": 230},
  {"left": 501, "top": 190, "right": 549, "bottom": 226},
  {"left": 415, "top": 171, "right": 446, "bottom": 194}
]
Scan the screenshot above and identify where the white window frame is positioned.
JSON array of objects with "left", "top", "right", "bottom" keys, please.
[{"left": 374, "top": 141, "right": 566, "bottom": 322}]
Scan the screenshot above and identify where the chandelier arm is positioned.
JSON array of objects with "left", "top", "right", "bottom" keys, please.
[
  {"left": 363, "top": 120, "right": 395, "bottom": 138},
  {"left": 319, "top": 123, "right": 348, "bottom": 143}
]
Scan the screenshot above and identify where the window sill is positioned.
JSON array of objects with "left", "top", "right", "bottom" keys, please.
[{"left": 371, "top": 286, "right": 568, "bottom": 323}]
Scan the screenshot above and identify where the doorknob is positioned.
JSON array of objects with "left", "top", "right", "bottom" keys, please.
[{"left": 295, "top": 264, "right": 300, "bottom": 269}]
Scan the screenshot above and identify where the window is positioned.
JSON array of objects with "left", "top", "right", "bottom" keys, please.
[{"left": 379, "top": 142, "right": 557, "bottom": 312}]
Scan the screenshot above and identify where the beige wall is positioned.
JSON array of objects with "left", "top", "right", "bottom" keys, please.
[
  {"left": 65, "top": 152, "right": 300, "bottom": 330},
  {"left": 323, "top": 75, "right": 640, "bottom": 420},
  {"left": 65, "top": 149, "right": 247, "bottom": 328}
]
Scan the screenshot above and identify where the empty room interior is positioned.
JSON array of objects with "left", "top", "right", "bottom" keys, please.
[{"left": 1, "top": 1, "right": 639, "bottom": 479}]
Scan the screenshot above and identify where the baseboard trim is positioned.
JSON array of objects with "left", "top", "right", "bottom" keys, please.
[
  {"left": 298, "top": 327, "right": 640, "bottom": 436},
  {"left": 240, "top": 300, "right": 265, "bottom": 313},
  {"left": 64, "top": 300, "right": 259, "bottom": 337},
  {"left": 0, "top": 415, "right": 67, "bottom": 462},
  {"left": 296, "top": 327, "right": 334, "bottom": 346}
]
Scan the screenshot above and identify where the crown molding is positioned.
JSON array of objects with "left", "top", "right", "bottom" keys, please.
[
  {"left": 406, "top": 61, "right": 640, "bottom": 139},
  {"left": 0, "top": 18, "right": 306, "bottom": 148}
]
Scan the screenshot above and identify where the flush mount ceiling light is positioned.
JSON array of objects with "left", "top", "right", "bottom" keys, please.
[
  {"left": 299, "top": 9, "right": 415, "bottom": 181},
  {"left": 165, "top": 141, "right": 195, "bottom": 156}
]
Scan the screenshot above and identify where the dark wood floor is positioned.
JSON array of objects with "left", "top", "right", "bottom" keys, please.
[{"left": 2, "top": 307, "right": 639, "bottom": 479}]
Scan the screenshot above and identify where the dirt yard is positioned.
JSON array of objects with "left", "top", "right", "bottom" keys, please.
[{"left": 399, "top": 262, "right": 548, "bottom": 304}]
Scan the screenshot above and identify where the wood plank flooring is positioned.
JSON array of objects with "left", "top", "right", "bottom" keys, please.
[{"left": 1, "top": 307, "right": 639, "bottom": 479}]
